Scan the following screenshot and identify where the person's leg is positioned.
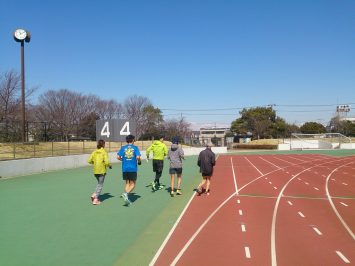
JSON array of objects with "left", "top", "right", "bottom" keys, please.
[
  {"left": 205, "top": 177, "right": 211, "bottom": 195},
  {"left": 176, "top": 174, "right": 182, "bottom": 195},
  {"left": 127, "top": 180, "right": 136, "bottom": 193},
  {"left": 170, "top": 174, "right": 175, "bottom": 194},
  {"left": 94, "top": 174, "right": 105, "bottom": 199},
  {"left": 197, "top": 177, "right": 206, "bottom": 194}
]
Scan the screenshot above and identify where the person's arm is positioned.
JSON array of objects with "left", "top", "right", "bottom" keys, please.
[
  {"left": 146, "top": 145, "right": 152, "bottom": 159},
  {"left": 179, "top": 148, "right": 185, "bottom": 160},
  {"left": 105, "top": 151, "right": 112, "bottom": 168},
  {"left": 88, "top": 152, "right": 94, "bottom": 164},
  {"left": 197, "top": 153, "right": 201, "bottom": 167}
]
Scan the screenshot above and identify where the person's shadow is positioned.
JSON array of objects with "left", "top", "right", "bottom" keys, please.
[
  {"left": 129, "top": 193, "right": 141, "bottom": 203},
  {"left": 99, "top": 193, "right": 114, "bottom": 202}
]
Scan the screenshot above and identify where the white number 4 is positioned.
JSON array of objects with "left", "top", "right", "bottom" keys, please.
[
  {"left": 100, "top": 121, "right": 110, "bottom": 138},
  {"left": 120, "top": 121, "right": 130, "bottom": 135}
]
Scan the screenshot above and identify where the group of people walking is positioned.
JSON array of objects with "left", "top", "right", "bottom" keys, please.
[{"left": 87, "top": 135, "right": 216, "bottom": 206}]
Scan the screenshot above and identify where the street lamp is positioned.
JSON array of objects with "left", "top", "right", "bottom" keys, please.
[{"left": 13, "top": 28, "right": 31, "bottom": 142}]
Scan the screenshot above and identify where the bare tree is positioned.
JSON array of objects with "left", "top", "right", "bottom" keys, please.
[
  {"left": 123, "top": 95, "right": 152, "bottom": 138},
  {"left": 95, "top": 98, "right": 123, "bottom": 120},
  {"left": 0, "top": 70, "right": 37, "bottom": 141},
  {"left": 163, "top": 117, "right": 192, "bottom": 142}
]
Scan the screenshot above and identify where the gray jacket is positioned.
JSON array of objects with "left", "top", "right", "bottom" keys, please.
[{"left": 168, "top": 144, "right": 184, "bottom": 168}]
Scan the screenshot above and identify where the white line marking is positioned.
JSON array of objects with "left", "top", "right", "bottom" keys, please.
[
  {"left": 239, "top": 210, "right": 243, "bottom": 216},
  {"left": 287, "top": 201, "right": 293, "bottom": 206},
  {"left": 259, "top": 156, "right": 282, "bottom": 169},
  {"left": 312, "top": 227, "right": 322, "bottom": 235},
  {"left": 241, "top": 224, "right": 246, "bottom": 232},
  {"left": 269, "top": 181, "right": 272, "bottom": 184},
  {"left": 230, "top": 157, "right": 239, "bottom": 195},
  {"left": 325, "top": 161, "right": 355, "bottom": 240},
  {"left": 265, "top": 177, "right": 268, "bottom": 180},
  {"left": 342, "top": 183, "right": 348, "bottom": 186},
  {"left": 149, "top": 190, "right": 197, "bottom": 266},
  {"left": 245, "top": 247, "right": 251, "bottom": 258},
  {"left": 244, "top": 156, "right": 264, "bottom": 175},
  {"left": 271, "top": 157, "right": 350, "bottom": 266},
  {"left": 298, "top": 212, "right": 305, "bottom": 218},
  {"left": 336, "top": 251, "right": 350, "bottom": 263},
  {"left": 169, "top": 193, "right": 235, "bottom": 266},
  {"left": 305, "top": 182, "right": 309, "bottom": 185},
  {"left": 340, "top": 202, "right": 348, "bottom": 207},
  {"left": 273, "top": 186, "right": 277, "bottom": 190},
  {"left": 331, "top": 178, "right": 336, "bottom": 181},
  {"left": 297, "top": 178, "right": 301, "bottom": 181},
  {"left": 314, "top": 187, "right": 319, "bottom": 191},
  {"left": 237, "top": 199, "right": 241, "bottom": 204}
]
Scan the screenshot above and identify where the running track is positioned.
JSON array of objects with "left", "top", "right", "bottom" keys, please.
[{"left": 150, "top": 154, "right": 355, "bottom": 266}]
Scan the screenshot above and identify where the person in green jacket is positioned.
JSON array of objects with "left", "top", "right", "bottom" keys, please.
[
  {"left": 88, "top": 139, "right": 112, "bottom": 205},
  {"left": 146, "top": 135, "right": 168, "bottom": 191}
]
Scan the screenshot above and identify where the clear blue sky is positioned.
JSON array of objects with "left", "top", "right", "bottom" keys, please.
[{"left": 1, "top": 0, "right": 354, "bottom": 129}]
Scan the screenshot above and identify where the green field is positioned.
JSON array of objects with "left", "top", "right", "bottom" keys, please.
[{"left": 0, "top": 156, "right": 201, "bottom": 266}]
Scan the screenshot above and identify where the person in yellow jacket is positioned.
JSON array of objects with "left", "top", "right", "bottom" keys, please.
[
  {"left": 88, "top": 139, "right": 112, "bottom": 205},
  {"left": 146, "top": 135, "right": 168, "bottom": 191}
]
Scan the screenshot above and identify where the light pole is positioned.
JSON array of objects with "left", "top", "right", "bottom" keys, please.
[{"left": 13, "top": 28, "right": 31, "bottom": 142}]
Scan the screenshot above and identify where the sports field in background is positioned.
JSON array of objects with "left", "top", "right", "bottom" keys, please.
[{"left": 0, "top": 149, "right": 354, "bottom": 266}]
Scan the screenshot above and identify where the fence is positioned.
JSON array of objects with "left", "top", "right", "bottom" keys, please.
[{"left": 0, "top": 140, "right": 158, "bottom": 161}]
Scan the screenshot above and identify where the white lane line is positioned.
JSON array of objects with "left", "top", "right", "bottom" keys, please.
[
  {"left": 340, "top": 202, "right": 348, "bottom": 207},
  {"left": 298, "top": 212, "right": 305, "bottom": 218},
  {"left": 259, "top": 156, "right": 282, "bottom": 169},
  {"left": 269, "top": 181, "right": 272, "bottom": 184},
  {"left": 149, "top": 188, "right": 198, "bottom": 266},
  {"left": 273, "top": 186, "right": 277, "bottom": 190},
  {"left": 239, "top": 210, "right": 243, "bottom": 216},
  {"left": 244, "top": 156, "right": 264, "bottom": 175},
  {"left": 331, "top": 178, "right": 336, "bottom": 181},
  {"left": 237, "top": 199, "right": 241, "bottom": 204},
  {"left": 325, "top": 161, "right": 355, "bottom": 240},
  {"left": 297, "top": 178, "right": 301, "bottom": 181},
  {"left": 265, "top": 177, "right": 268, "bottom": 180},
  {"left": 245, "top": 247, "right": 251, "bottom": 259},
  {"left": 342, "top": 182, "right": 348, "bottom": 186},
  {"left": 336, "top": 251, "right": 350, "bottom": 263},
  {"left": 287, "top": 201, "right": 293, "bottom": 206},
  {"left": 305, "top": 182, "right": 309, "bottom": 185},
  {"left": 312, "top": 227, "right": 322, "bottom": 235},
  {"left": 241, "top": 224, "right": 246, "bottom": 232},
  {"left": 314, "top": 187, "right": 319, "bottom": 191},
  {"left": 230, "top": 157, "right": 239, "bottom": 195}
]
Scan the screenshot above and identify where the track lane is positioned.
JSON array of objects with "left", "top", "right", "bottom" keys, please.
[{"left": 150, "top": 154, "right": 355, "bottom": 266}]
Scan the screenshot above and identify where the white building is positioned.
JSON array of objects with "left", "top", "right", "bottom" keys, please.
[{"left": 199, "top": 127, "right": 230, "bottom": 146}]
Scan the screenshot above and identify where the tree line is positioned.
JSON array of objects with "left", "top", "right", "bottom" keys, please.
[
  {"left": 0, "top": 70, "right": 190, "bottom": 142},
  {"left": 1, "top": 70, "right": 354, "bottom": 142}
]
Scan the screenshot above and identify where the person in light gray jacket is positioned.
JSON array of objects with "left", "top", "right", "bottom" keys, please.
[{"left": 167, "top": 137, "right": 184, "bottom": 197}]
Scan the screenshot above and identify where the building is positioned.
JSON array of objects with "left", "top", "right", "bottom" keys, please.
[{"left": 199, "top": 127, "right": 230, "bottom": 146}]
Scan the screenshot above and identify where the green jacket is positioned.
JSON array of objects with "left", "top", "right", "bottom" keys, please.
[
  {"left": 88, "top": 147, "right": 111, "bottom": 174},
  {"left": 146, "top": 140, "right": 168, "bottom": 160}
]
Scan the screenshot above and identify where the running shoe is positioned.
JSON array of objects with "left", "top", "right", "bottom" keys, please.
[
  {"left": 122, "top": 193, "right": 131, "bottom": 205},
  {"left": 176, "top": 189, "right": 182, "bottom": 195},
  {"left": 157, "top": 185, "right": 165, "bottom": 190},
  {"left": 170, "top": 191, "right": 175, "bottom": 197},
  {"left": 92, "top": 198, "right": 101, "bottom": 205}
]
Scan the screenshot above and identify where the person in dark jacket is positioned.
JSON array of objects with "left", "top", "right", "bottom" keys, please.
[{"left": 196, "top": 142, "right": 216, "bottom": 195}]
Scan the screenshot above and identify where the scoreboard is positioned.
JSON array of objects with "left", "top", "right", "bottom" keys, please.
[{"left": 96, "top": 119, "right": 136, "bottom": 141}]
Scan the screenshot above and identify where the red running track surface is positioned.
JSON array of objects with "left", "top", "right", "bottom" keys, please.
[{"left": 151, "top": 154, "right": 355, "bottom": 266}]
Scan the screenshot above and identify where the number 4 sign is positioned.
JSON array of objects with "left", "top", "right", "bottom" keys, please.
[{"left": 96, "top": 119, "right": 136, "bottom": 141}]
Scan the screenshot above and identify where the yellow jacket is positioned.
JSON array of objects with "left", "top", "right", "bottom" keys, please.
[
  {"left": 88, "top": 148, "right": 111, "bottom": 174},
  {"left": 146, "top": 140, "right": 168, "bottom": 160}
]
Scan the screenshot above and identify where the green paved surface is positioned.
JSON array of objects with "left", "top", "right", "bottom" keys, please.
[{"left": 0, "top": 156, "right": 200, "bottom": 266}]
